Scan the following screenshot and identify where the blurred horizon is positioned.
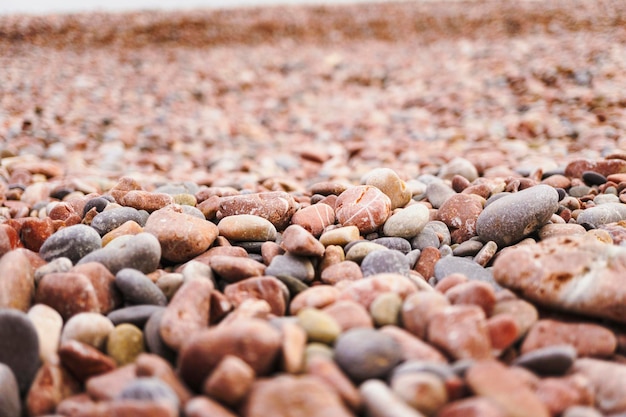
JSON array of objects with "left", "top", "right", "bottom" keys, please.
[{"left": 0, "top": 0, "right": 411, "bottom": 15}]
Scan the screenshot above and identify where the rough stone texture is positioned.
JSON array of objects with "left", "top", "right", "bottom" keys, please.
[
  {"left": 493, "top": 235, "right": 626, "bottom": 323},
  {"left": 476, "top": 185, "right": 559, "bottom": 247},
  {"left": 437, "top": 193, "right": 483, "bottom": 243}
]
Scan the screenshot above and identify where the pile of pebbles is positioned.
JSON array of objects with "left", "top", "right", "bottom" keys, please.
[{"left": 3, "top": 0, "right": 626, "bottom": 416}]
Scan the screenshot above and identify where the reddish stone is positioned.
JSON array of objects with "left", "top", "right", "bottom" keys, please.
[
  {"left": 445, "top": 280, "right": 496, "bottom": 316},
  {"left": 290, "top": 286, "right": 341, "bottom": 315},
  {"left": 0, "top": 249, "right": 34, "bottom": 311},
  {"left": 322, "top": 300, "right": 374, "bottom": 331},
  {"left": 290, "top": 203, "right": 336, "bottom": 237},
  {"left": 224, "top": 276, "right": 289, "bottom": 316},
  {"left": 572, "top": 358, "right": 626, "bottom": 414},
  {"left": 273, "top": 319, "right": 307, "bottom": 373},
  {"left": 335, "top": 185, "right": 391, "bottom": 234},
  {"left": 218, "top": 191, "right": 298, "bottom": 230},
  {"left": 210, "top": 290, "right": 232, "bottom": 325},
  {"left": 565, "top": 159, "right": 626, "bottom": 179},
  {"left": 280, "top": 224, "right": 325, "bottom": 257},
  {"left": 185, "top": 396, "right": 238, "bottom": 417},
  {"left": 72, "top": 262, "right": 122, "bottom": 314},
  {"left": 209, "top": 255, "right": 266, "bottom": 283},
  {"left": 26, "top": 362, "right": 81, "bottom": 417},
  {"left": 85, "top": 364, "right": 137, "bottom": 401},
  {"left": 59, "top": 340, "right": 117, "bottom": 382},
  {"left": 135, "top": 353, "right": 193, "bottom": 406},
  {"left": 36, "top": 272, "right": 101, "bottom": 320},
  {"left": 19, "top": 217, "right": 55, "bottom": 252},
  {"left": 486, "top": 313, "right": 520, "bottom": 353},
  {"left": 338, "top": 273, "right": 418, "bottom": 310},
  {"left": 306, "top": 354, "right": 362, "bottom": 412},
  {"left": 401, "top": 291, "right": 450, "bottom": 340},
  {"left": 534, "top": 375, "right": 594, "bottom": 416},
  {"left": 320, "top": 260, "right": 363, "bottom": 285},
  {"left": 434, "top": 273, "right": 468, "bottom": 293},
  {"left": 414, "top": 246, "right": 440, "bottom": 280},
  {"left": 521, "top": 319, "right": 616, "bottom": 357},
  {"left": 437, "top": 193, "right": 483, "bottom": 243},
  {"left": 0, "top": 224, "right": 21, "bottom": 257},
  {"left": 379, "top": 325, "right": 447, "bottom": 363},
  {"left": 438, "top": 397, "right": 506, "bottom": 417},
  {"left": 203, "top": 355, "right": 255, "bottom": 406},
  {"left": 427, "top": 305, "right": 492, "bottom": 360}
]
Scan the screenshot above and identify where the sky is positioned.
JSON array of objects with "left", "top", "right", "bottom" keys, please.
[{"left": 0, "top": 0, "right": 405, "bottom": 15}]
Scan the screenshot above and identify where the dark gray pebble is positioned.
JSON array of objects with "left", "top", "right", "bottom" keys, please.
[
  {"left": 372, "top": 237, "right": 412, "bottom": 254},
  {"left": 582, "top": 170, "right": 607, "bottom": 186},
  {"left": 90, "top": 207, "right": 149, "bottom": 235},
  {"left": 82, "top": 196, "right": 110, "bottom": 217},
  {"left": 512, "top": 344, "right": 577, "bottom": 375},
  {"left": 361, "top": 249, "right": 410, "bottom": 277},
  {"left": 274, "top": 274, "right": 309, "bottom": 297},
  {"left": 115, "top": 268, "right": 167, "bottom": 306},
  {"left": 434, "top": 256, "right": 498, "bottom": 288},
  {"left": 108, "top": 305, "right": 165, "bottom": 327},
  {"left": 0, "top": 309, "right": 41, "bottom": 393},
  {"left": 0, "top": 363, "right": 20, "bottom": 417},
  {"left": 266, "top": 253, "right": 315, "bottom": 283},
  {"left": 39, "top": 224, "right": 102, "bottom": 264},
  {"left": 452, "top": 240, "right": 484, "bottom": 257},
  {"left": 144, "top": 309, "right": 177, "bottom": 364}
]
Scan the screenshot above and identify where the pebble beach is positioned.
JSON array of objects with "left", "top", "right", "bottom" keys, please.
[{"left": 2, "top": 0, "right": 626, "bottom": 416}]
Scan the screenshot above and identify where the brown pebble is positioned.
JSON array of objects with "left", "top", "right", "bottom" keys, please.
[
  {"left": 427, "top": 305, "right": 492, "bottom": 360},
  {"left": 290, "top": 203, "right": 336, "bottom": 237},
  {"left": 280, "top": 224, "right": 326, "bottom": 257},
  {"left": 323, "top": 300, "right": 374, "bottom": 331},
  {"left": 414, "top": 246, "right": 441, "bottom": 280},
  {"left": 218, "top": 191, "right": 298, "bottom": 230},
  {"left": 203, "top": 355, "right": 256, "bottom": 407},
  {"left": 290, "top": 286, "right": 341, "bottom": 315},
  {"left": 320, "top": 260, "right": 363, "bottom": 285},
  {"left": 224, "top": 276, "right": 289, "bottom": 316},
  {"left": 402, "top": 291, "right": 450, "bottom": 340},
  {"left": 26, "top": 362, "right": 81, "bottom": 416},
  {"left": 444, "top": 280, "right": 496, "bottom": 316},
  {"left": 335, "top": 185, "right": 391, "bottom": 234},
  {"left": 59, "top": 340, "right": 117, "bottom": 383},
  {"left": 85, "top": 364, "right": 137, "bottom": 401},
  {"left": 209, "top": 255, "right": 266, "bottom": 283}
]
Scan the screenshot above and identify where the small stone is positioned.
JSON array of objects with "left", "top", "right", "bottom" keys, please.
[
  {"left": 107, "top": 305, "right": 164, "bottom": 328},
  {"left": 34, "top": 256, "right": 73, "bottom": 284},
  {"left": 437, "top": 194, "right": 483, "bottom": 243},
  {"left": 0, "top": 250, "right": 34, "bottom": 311},
  {"left": 280, "top": 224, "right": 325, "bottom": 257},
  {"left": 444, "top": 281, "right": 496, "bottom": 316},
  {"left": 338, "top": 273, "right": 418, "bottom": 310},
  {"left": 466, "top": 360, "right": 550, "bottom": 417},
  {"left": 135, "top": 353, "right": 192, "bottom": 406},
  {"left": 363, "top": 167, "right": 412, "bottom": 209},
  {"left": 224, "top": 276, "right": 289, "bottom": 316},
  {"left": 562, "top": 406, "right": 603, "bottom": 417},
  {"left": 25, "top": 362, "right": 80, "bottom": 416},
  {"left": 101, "top": 220, "right": 143, "bottom": 246},
  {"left": 243, "top": 374, "right": 353, "bottom": 417},
  {"left": 106, "top": 323, "right": 145, "bottom": 366},
  {"left": 143, "top": 309, "right": 176, "bottom": 363},
  {"left": 116, "top": 377, "right": 179, "bottom": 409},
  {"left": 305, "top": 354, "right": 362, "bottom": 412},
  {"left": 84, "top": 363, "right": 137, "bottom": 401},
  {"left": 27, "top": 304, "right": 63, "bottom": 364},
  {"left": 319, "top": 225, "right": 361, "bottom": 246},
  {"left": 178, "top": 318, "right": 281, "bottom": 390},
  {"left": 217, "top": 214, "right": 278, "bottom": 242},
  {"left": 320, "top": 260, "right": 363, "bottom": 285},
  {"left": 60, "top": 312, "right": 115, "bottom": 350},
  {"left": 372, "top": 237, "right": 412, "bottom": 253},
  {"left": 513, "top": 344, "right": 577, "bottom": 375},
  {"left": 380, "top": 326, "right": 448, "bottom": 363},
  {"left": 414, "top": 246, "right": 441, "bottom": 280},
  {"left": 360, "top": 379, "right": 426, "bottom": 417},
  {"left": 492, "top": 298, "right": 538, "bottom": 337},
  {"left": 401, "top": 291, "right": 450, "bottom": 340},
  {"left": 266, "top": 253, "right": 315, "bottom": 283},
  {"left": 334, "top": 327, "right": 402, "bottom": 383},
  {"left": 473, "top": 240, "right": 497, "bottom": 267},
  {"left": 572, "top": 358, "right": 626, "bottom": 414},
  {"left": 0, "top": 309, "right": 41, "bottom": 393},
  {"left": 159, "top": 278, "right": 213, "bottom": 351},
  {"left": 345, "top": 241, "right": 388, "bottom": 263},
  {"left": 439, "top": 157, "right": 479, "bottom": 182},
  {"left": 0, "top": 363, "right": 21, "bottom": 417},
  {"left": 335, "top": 185, "right": 392, "bottom": 234},
  {"left": 297, "top": 307, "right": 342, "bottom": 344},
  {"left": 290, "top": 203, "right": 336, "bottom": 237},
  {"left": 437, "top": 397, "right": 506, "bottom": 417},
  {"left": 35, "top": 272, "right": 101, "bottom": 320},
  {"left": 290, "top": 286, "right": 341, "bottom": 315},
  {"left": 521, "top": 319, "right": 616, "bottom": 357},
  {"left": 361, "top": 249, "right": 410, "bottom": 277},
  {"left": 90, "top": 207, "right": 148, "bottom": 235},
  {"left": 218, "top": 191, "right": 298, "bottom": 230},
  {"left": 144, "top": 205, "right": 218, "bottom": 263},
  {"left": 155, "top": 273, "right": 184, "bottom": 300},
  {"left": 476, "top": 185, "right": 559, "bottom": 247},
  {"left": 452, "top": 240, "right": 484, "bottom": 257},
  {"left": 115, "top": 268, "right": 167, "bottom": 306},
  {"left": 434, "top": 255, "right": 496, "bottom": 286},
  {"left": 369, "top": 292, "right": 402, "bottom": 327},
  {"left": 426, "top": 181, "right": 456, "bottom": 209},
  {"left": 117, "top": 190, "right": 175, "bottom": 212},
  {"left": 538, "top": 223, "right": 586, "bottom": 240},
  {"left": 15, "top": 217, "right": 55, "bottom": 252},
  {"left": 486, "top": 314, "right": 520, "bottom": 354},
  {"left": 427, "top": 305, "right": 492, "bottom": 360},
  {"left": 72, "top": 262, "right": 121, "bottom": 315},
  {"left": 208, "top": 255, "right": 266, "bottom": 283},
  {"left": 390, "top": 371, "right": 448, "bottom": 416},
  {"left": 323, "top": 300, "right": 374, "bottom": 331},
  {"left": 0, "top": 224, "right": 21, "bottom": 258},
  {"left": 576, "top": 202, "right": 626, "bottom": 227},
  {"left": 202, "top": 355, "right": 255, "bottom": 407},
  {"left": 39, "top": 224, "right": 102, "bottom": 264},
  {"left": 58, "top": 339, "right": 117, "bottom": 382},
  {"left": 565, "top": 159, "right": 626, "bottom": 179}
]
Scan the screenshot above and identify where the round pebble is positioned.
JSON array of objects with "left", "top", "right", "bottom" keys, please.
[
  {"left": 382, "top": 203, "right": 430, "bottom": 239},
  {"left": 363, "top": 167, "right": 412, "bottom": 210},
  {"left": 106, "top": 323, "right": 145, "bottom": 366},
  {"left": 335, "top": 185, "right": 392, "bottom": 234},
  {"left": 369, "top": 292, "right": 402, "bottom": 327},
  {"left": 115, "top": 268, "right": 168, "bottom": 306},
  {"left": 90, "top": 207, "right": 148, "bottom": 235},
  {"left": 266, "top": 253, "right": 315, "bottom": 283},
  {"left": 0, "top": 309, "right": 41, "bottom": 393},
  {"left": 60, "top": 312, "right": 115, "bottom": 350},
  {"left": 360, "top": 249, "right": 411, "bottom": 277},
  {"left": 39, "top": 224, "right": 102, "bottom": 264},
  {"left": 297, "top": 307, "right": 342, "bottom": 344}
]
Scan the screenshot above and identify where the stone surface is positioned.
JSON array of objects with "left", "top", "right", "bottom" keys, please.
[
  {"left": 218, "top": 191, "right": 298, "bottom": 230},
  {"left": 363, "top": 167, "right": 412, "bottom": 209},
  {"left": 0, "top": 363, "right": 21, "bottom": 417},
  {"left": 521, "top": 319, "right": 616, "bottom": 357},
  {"left": 360, "top": 379, "right": 427, "bottom": 417},
  {"left": 290, "top": 203, "right": 336, "bottom": 237},
  {"left": 27, "top": 303, "right": 63, "bottom": 364},
  {"left": 25, "top": 362, "right": 80, "bottom": 417},
  {"left": 185, "top": 396, "right": 238, "bottom": 417},
  {"left": 571, "top": 358, "right": 626, "bottom": 414},
  {"left": 297, "top": 307, "right": 342, "bottom": 344},
  {"left": 320, "top": 260, "right": 363, "bottom": 285},
  {"left": 361, "top": 249, "right": 410, "bottom": 277},
  {"left": 90, "top": 207, "right": 148, "bottom": 235},
  {"left": 0, "top": 250, "right": 34, "bottom": 311},
  {"left": 383, "top": 203, "right": 430, "bottom": 239},
  {"left": 59, "top": 339, "right": 117, "bottom": 382},
  {"left": 493, "top": 235, "right": 626, "bottom": 323},
  {"left": 106, "top": 323, "right": 145, "bottom": 366},
  {"left": 476, "top": 185, "right": 559, "bottom": 247},
  {"left": 39, "top": 224, "right": 102, "bottom": 264},
  {"left": 427, "top": 305, "right": 492, "bottom": 360},
  {"left": 61, "top": 312, "right": 115, "bottom": 350},
  {"left": 0, "top": 309, "right": 41, "bottom": 393},
  {"left": 217, "top": 214, "right": 278, "bottom": 242},
  {"left": 434, "top": 255, "right": 496, "bottom": 286},
  {"left": 390, "top": 371, "right": 448, "bottom": 416},
  {"left": 280, "top": 224, "right": 326, "bottom": 257},
  {"left": 266, "top": 253, "right": 315, "bottom": 283},
  {"left": 437, "top": 193, "right": 483, "bottom": 243},
  {"left": 115, "top": 268, "right": 168, "bottom": 306},
  {"left": 335, "top": 185, "right": 392, "bottom": 234},
  {"left": 338, "top": 273, "right": 418, "bottom": 310},
  {"left": 202, "top": 355, "right": 255, "bottom": 406},
  {"left": 513, "top": 344, "right": 577, "bottom": 375},
  {"left": 224, "top": 276, "right": 289, "bottom": 316}
]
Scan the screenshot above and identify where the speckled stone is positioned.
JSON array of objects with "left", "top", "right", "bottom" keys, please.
[
  {"left": 521, "top": 319, "right": 616, "bottom": 357},
  {"left": 437, "top": 193, "right": 483, "bottom": 244},
  {"left": 320, "top": 260, "right": 363, "bottom": 285},
  {"left": 363, "top": 168, "right": 412, "bottom": 210},
  {"left": 361, "top": 249, "right": 410, "bottom": 277},
  {"left": 571, "top": 358, "right": 626, "bottom": 414},
  {"left": 39, "top": 224, "right": 102, "bottom": 264},
  {"left": 0, "top": 309, "right": 41, "bottom": 393},
  {"left": 208, "top": 255, "right": 266, "bottom": 283},
  {"left": 576, "top": 202, "right": 626, "bottom": 227},
  {"left": 390, "top": 371, "right": 448, "bottom": 416},
  {"left": 338, "top": 273, "right": 418, "bottom": 310},
  {"left": 217, "top": 214, "right": 278, "bottom": 242},
  {"left": 224, "top": 276, "right": 289, "bottom": 316},
  {"left": 35, "top": 272, "right": 101, "bottom": 320},
  {"left": 427, "top": 305, "right": 492, "bottom": 360},
  {"left": 402, "top": 291, "right": 451, "bottom": 341},
  {"left": 476, "top": 185, "right": 559, "bottom": 247},
  {"left": 90, "top": 206, "right": 148, "bottom": 235},
  {"left": 335, "top": 185, "right": 392, "bottom": 234}
]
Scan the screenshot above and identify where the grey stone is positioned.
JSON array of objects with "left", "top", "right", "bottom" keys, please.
[
  {"left": 372, "top": 237, "right": 412, "bottom": 254},
  {"left": 0, "top": 363, "right": 20, "bottom": 417},
  {"left": 266, "top": 253, "right": 315, "bottom": 283},
  {"left": 361, "top": 249, "right": 410, "bottom": 277},
  {"left": 39, "top": 224, "right": 102, "bottom": 264},
  {"left": 577, "top": 202, "right": 626, "bottom": 227},
  {"left": 90, "top": 206, "right": 149, "bottom": 235},
  {"left": 425, "top": 182, "right": 456, "bottom": 209},
  {"left": 0, "top": 309, "right": 41, "bottom": 393},
  {"left": 108, "top": 305, "right": 165, "bottom": 328},
  {"left": 116, "top": 376, "right": 180, "bottom": 409},
  {"left": 434, "top": 256, "right": 498, "bottom": 288},
  {"left": 512, "top": 344, "right": 577, "bottom": 375},
  {"left": 115, "top": 268, "right": 167, "bottom": 306}
]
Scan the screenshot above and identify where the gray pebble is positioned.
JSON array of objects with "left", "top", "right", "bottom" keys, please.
[
  {"left": 115, "top": 268, "right": 167, "bottom": 306},
  {"left": 0, "top": 363, "right": 20, "bottom": 417},
  {"left": 34, "top": 256, "right": 73, "bottom": 284},
  {"left": 116, "top": 376, "right": 180, "bottom": 409},
  {"left": 593, "top": 193, "right": 620, "bottom": 205},
  {"left": 361, "top": 249, "right": 410, "bottom": 277},
  {"left": 423, "top": 221, "right": 451, "bottom": 246},
  {"left": 476, "top": 185, "right": 559, "bottom": 247},
  {"left": 0, "top": 309, "right": 41, "bottom": 393},
  {"left": 576, "top": 202, "right": 626, "bottom": 227},
  {"left": 568, "top": 185, "right": 592, "bottom": 198},
  {"left": 434, "top": 256, "right": 498, "bottom": 288},
  {"left": 77, "top": 232, "right": 161, "bottom": 275},
  {"left": 452, "top": 240, "right": 484, "bottom": 257},
  {"left": 512, "top": 344, "right": 577, "bottom": 375},
  {"left": 425, "top": 182, "right": 456, "bottom": 209},
  {"left": 275, "top": 274, "right": 309, "bottom": 297},
  {"left": 90, "top": 207, "right": 149, "bottom": 235},
  {"left": 143, "top": 309, "right": 177, "bottom": 364},
  {"left": 406, "top": 249, "right": 421, "bottom": 269},
  {"left": 411, "top": 229, "right": 441, "bottom": 250},
  {"left": 82, "top": 196, "right": 110, "bottom": 217},
  {"left": 334, "top": 328, "right": 402, "bottom": 383},
  {"left": 107, "top": 305, "right": 165, "bottom": 327},
  {"left": 39, "top": 224, "right": 102, "bottom": 264},
  {"left": 372, "top": 237, "right": 412, "bottom": 254},
  {"left": 266, "top": 254, "right": 315, "bottom": 283}
]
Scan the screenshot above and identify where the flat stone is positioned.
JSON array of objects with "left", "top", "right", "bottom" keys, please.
[
  {"left": 361, "top": 249, "right": 410, "bottom": 277},
  {"left": 319, "top": 226, "right": 361, "bottom": 247},
  {"left": 90, "top": 207, "right": 148, "bottom": 235},
  {"left": 576, "top": 202, "right": 626, "bottom": 227},
  {"left": 335, "top": 185, "right": 392, "bottom": 234},
  {"left": 38, "top": 224, "right": 102, "bottom": 264},
  {"left": 297, "top": 307, "right": 342, "bottom": 344},
  {"left": 444, "top": 281, "right": 496, "bottom": 316},
  {"left": 115, "top": 268, "right": 168, "bottom": 306},
  {"left": 290, "top": 286, "right": 341, "bottom": 315},
  {"left": 565, "top": 158, "right": 626, "bottom": 179},
  {"left": 521, "top": 319, "right": 616, "bottom": 357},
  {"left": 383, "top": 204, "right": 430, "bottom": 240},
  {"left": 107, "top": 305, "right": 164, "bottom": 327},
  {"left": 217, "top": 214, "right": 278, "bottom": 242},
  {"left": 493, "top": 234, "right": 626, "bottom": 323},
  {"left": 372, "top": 237, "right": 412, "bottom": 253},
  {"left": 345, "top": 241, "right": 388, "bottom": 263},
  {"left": 476, "top": 184, "right": 559, "bottom": 247},
  {"left": 0, "top": 309, "right": 41, "bottom": 393},
  {"left": 369, "top": 292, "right": 402, "bottom": 327},
  {"left": 426, "top": 181, "right": 456, "bottom": 209},
  {"left": 208, "top": 255, "right": 266, "bottom": 283},
  {"left": 290, "top": 203, "right": 336, "bottom": 237}
]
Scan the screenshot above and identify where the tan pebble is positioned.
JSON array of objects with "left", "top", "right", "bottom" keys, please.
[
  {"left": 319, "top": 225, "right": 361, "bottom": 246},
  {"left": 217, "top": 214, "right": 278, "bottom": 242},
  {"left": 106, "top": 323, "right": 145, "bottom": 366},
  {"left": 345, "top": 241, "right": 388, "bottom": 263},
  {"left": 521, "top": 319, "right": 616, "bottom": 357},
  {"left": 60, "top": 312, "right": 115, "bottom": 351},
  {"left": 297, "top": 307, "right": 342, "bottom": 344},
  {"left": 369, "top": 292, "right": 402, "bottom": 327},
  {"left": 390, "top": 371, "right": 448, "bottom": 416},
  {"left": 102, "top": 220, "right": 143, "bottom": 246},
  {"left": 203, "top": 355, "right": 255, "bottom": 407},
  {"left": 28, "top": 304, "right": 63, "bottom": 364},
  {"left": 363, "top": 167, "right": 412, "bottom": 210}
]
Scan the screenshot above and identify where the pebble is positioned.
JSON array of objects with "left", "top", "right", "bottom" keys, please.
[
  {"left": 26, "top": 362, "right": 80, "bottom": 416},
  {"left": 427, "top": 305, "right": 492, "bottom": 360},
  {"left": 208, "top": 255, "right": 266, "bottom": 283},
  {"left": 320, "top": 260, "right": 363, "bottom": 285},
  {"left": 90, "top": 206, "right": 148, "bottom": 235},
  {"left": 437, "top": 193, "right": 483, "bottom": 243},
  {"left": 476, "top": 184, "right": 559, "bottom": 247},
  {"left": 217, "top": 191, "right": 298, "bottom": 230},
  {"left": 452, "top": 239, "right": 483, "bottom": 257},
  {"left": 155, "top": 273, "right": 184, "bottom": 300},
  {"left": 382, "top": 203, "right": 430, "bottom": 239},
  {"left": 243, "top": 374, "right": 353, "bottom": 417},
  {"left": 185, "top": 396, "right": 238, "bottom": 417},
  {"left": 444, "top": 280, "right": 496, "bottom": 316},
  {"left": 372, "top": 236, "right": 412, "bottom": 253},
  {"left": 576, "top": 202, "right": 626, "bottom": 227},
  {"left": 360, "top": 379, "right": 426, "bottom": 417},
  {"left": 538, "top": 223, "right": 587, "bottom": 240},
  {"left": 305, "top": 354, "right": 362, "bottom": 412},
  {"left": 345, "top": 241, "right": 388, "bottom": 263},
  {"left": 77, "top": 232, "right": 162, "bottom": 275},
  {"left": 319, "top": 225, "right": 361, "bottom": 246},
  {"left": 426, "top": 181, "right": 456, "bottom": 209},
  {"left": 38, "top": 223, "right": 102, "bottom": 264},
  {"left": 0, "top": 363, "right": 21, "bottom": 417},
  {"left": 335, "top": 185, "right": 392, "bottom": 234},
  {"left": 361, "top": 249, "right": 410, "bottom": 277},
  {"left": 0, "top": 309, "right": 41, "bottom": 393},
  {"left": 0, "top": 250, "right": 34, "bottom": 311},
  {"left": 107, "top": 305, "right": 164, "bottom": 327},
  {"left": 290, "top": 203, "right": 336, "bottom": 237},
  {"left": 116, "top": 376, "right": 180, "bottom": 409},
  {"left": 437, "top": 397, "right": 506, "bottom": 417},
  {"left": 280, "top": 224, "right": 326, "bottom": 257},
  {"left": 266, "top": 253, "right": 315, "bottom": 283},
  {"left": 513, "top": 344, "right": 577, "bottom": 375},
  {"left": 338, "top": 273, "right": 418, "bottom": 310},
  {"left": 27, "top": 304, "right": 63, "bottom": 364},
  {"left": 572, "top": 358, "right": 626, "bottom": 414},
  {"left": 401, "top": 291, "right": 450, "bottom": 340},
  {"left": 59, "top": 338, "right": 117, "bottom": 381},
  {"left": 60, "top": 312, "right": 115, "bottom": 350},
  {"left": 323, "top": 300, "right": 374, "bottom": 330},
  {"left": 106, "top": 323, "right": 145, "bottom": 366},
  {"left": 380, "top": 326, "right": 448, "bottom": 363},
  {"left": 143, "top": 309, "right": 177, "bottom": 363},
  {"left": 217, "top": 214, "right": 278, "bottom": 242},
  {"left": 101, "top": 220, "right": 143, "bottom": 246},
  {"left": 144, "top": 205, "right": 218, "bottom": 263},
  {"left": 521, "top": 319, "right": 616, "bottom": 357},
  {"left": 334, "top": 327, "right": 402, "bottom": 382},
  {"left": 290, "top": 285, "right": 341, "bottom": 314},
  {"left": 363, "top": 167, "right": 412, "bottom": 209},
  {"left": 296, "top": 307, "right": 342, "bottom": 344},
  {"left": 369, "top": 292, "right": 402, "bottom": 327},
  {"left": 35, "top": 271, "right": 102, "bottom": 319},
  {"left": 390, "top": 371, "right": 448, "bottom": 416},
  {"left": 224, "top": 276, "right": 289, "bottom": 316},
  {"left": 115, "top": 268, "right": 168, "bottom": 306},
  {"left": 203, "top": 355, "right": 255, "bottom": 406},
  {"left": 434, "top": 255, "right": 496, "bottom": 286},
  {"left": 493, "top": 234, "right": 626, "bottom": 323},
  {"left": 178, "top": 318, "right": 282, "bottom": 390}
]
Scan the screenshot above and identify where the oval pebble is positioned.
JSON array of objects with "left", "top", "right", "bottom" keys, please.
[
  {"left": 39, "top": 224, "right": 102, "bottom": 264},
  {"left": 0, "top": 363, "right": 21, "bottom": 417},
  {"left": 335, "top": 185, "right": 392, "bottom": 234},
  {"left": 360, "top": 379, "right": 426, "bottom": 417},
  {"left": 372, "top": 237, "right": 412, "bottom": 254},
  {"left": 107, "top": 305, "right": 165, "bottom": 327},
  {"left": 143, "top": 309, "right": 177, "bottom": 364},
  {"left": 90, "top": 207, "right": 148, "bottom": 235},
  {"left": 476, "top": 184, "right": 559, "bottom": 247},
  {"left": 0, "top": 309, "right": 41, "bottom": 393},
  {"left": 116, "top": 377, "right": 180, "bottom": 409},
  {"left": 27, "top": 304, "right": 63, "bottom": 364},
  {"left": 218, "top": 214, "right": 278, "bottom": 242},
  {"left": 361, "top": 249, "right": 410, "bottom": 277},
  {"left": 106, "top": 323, "right": 145, "bottom": 366},
  {"left": 60, "top": 312, "right": 115, "bottom": 350},
  {"left": 383, "top": 203, "right": 430, "bottom": 239},
  {"left": 363, "top": 167, "right": 412, "bottom": 210},
  {"left": 576, "top": 202, "right": 626, "bottom": 227},
  {"left": 115, "top": 268, "right": 167, "bottom": 306},
  {"left": 512, "top": 344, "right": 577, "bottom": 375},
  {"left": 297, "top": 307, "right": 342, "bottom": 344},
  {"left": 0, "top": 250, "right": 35, "bottom": 312},
  {"left": 426, "top": 181, "right": 456, "bottom": 209}
]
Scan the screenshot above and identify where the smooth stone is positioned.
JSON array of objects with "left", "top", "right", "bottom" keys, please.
[
  {"left": 466, "top": 360, "right": 550, "bottom": 417},
  {"left": 58, "top": 339, "right": 117, "bottom": 382},
  {"left": 334, "top": 327, "right": 402, "bottom": 383},
  {"left": 143, "top": 309, "right": 177, "bottom": 364},
  {"left": 338, "top": 273, "right": 419, "bottom": 310},
  {"left": 437, "top": 397, "right": 507, "bottom": 417},
  {"left": 476, "top": 184, "right": 559, "bottom": 247},
  {"left": 102, "top": 220, "right": 144, "bottom": 246},
  {"left": 363, "top": 167, "right": 412, "bottom": 210},
  {"left": 85, "top": 363, "right": 137, "bottom": 401},
  {"left": 39, "top": 224, "right": 102, "bottom": 264},
  {"left": 275, "top": 273, "right": 309, "bottom": 297},
  {"left": 82, "top": 196, "right": 110, "bottom": 217},
  {"left": 562, "top": 406, "right": 603, "bottom": 417},
  {"left": 369, "top": 292, "right": 402, "bottom": 327},
  {"left": 492, "top": 298, "right": 538, "bottom": 337},
  {"left": 115, "top": 268, "right": 167, "bottom": 306},
  {"left": 571, "top": 358, "right": 626, "bottom": 414},
  {"left": 108, "top": 305, "right": 164, "bottom": 327},
  {"left": 360, "top": 379, "right": 426, "bottom": 417},
  {"left": 115, "top": 190, "right": 175, "bottom": 212},
  {"left": 361, "top": 249, "right": 410, "bottom": 277},
  {"left": 426, "top": 181, "right": 456, "bottom": 209},
  {"left": 319, "top": 226, "right": 361, "bottom": 247},
  {"left": 25, "top": 362, "right": 80, "bottom": 416},
  {"left": 444, "top": 281, "right": 496, "bottom": 316},
  {"left": 217, "top": 191, "right": 298, "bottom": 230},
  {"left": 116, "top": 377, "right": 179, "bottom": 409},
  {"left": 414, "top": 246, "right": 441, "bottom": 280},
  {"left": 493, "top": 235, "right": 626, "bottom": 323},
  {"left": 71, "top": 262, "right": 121, "bottom": 315},
  {"left": 521, "top": 319, "right": 616, "bottom": 357},
  {"left": 266, "top": 253, "right": 315, "bottom": 283},
  {"left": 390, "top": 371, "right": 448, "bottom": 416},
  {"left": 106, "top": 323, "right": 145, "bottom": 366},
  {"left": 135, "top": 353, "right": 192, "bottom": 406},
  {"left": 0, "top": 250, "right": 34, "bottom": 311},
  {"left": 90, "top": 207, "right": 148, "bottom": 235},
  {"left": 159, "top": 278, "right": 213, "bottom": 351},
  {"left": 290, "top": 203, "right": 336, "bottom": 237},
  {"left": 185, "top": 396, "right": 238, "bottom": 417},
  {"left": 320, "top": 260, "right": 363, "bottom": 285},
  {"left": 280, "top": 224, "right": 325, "bottom": 257},
  {"left": 323, "top": 300, "right": 374, "bottom": 331},
  {"left": 0, "top": 309, "right": 41, "bottom": 393},
  {"left": 427, "top": 305, "right": 492, "bottom": 360},
  {"left": 274, "top": 319, "right": 307, "bottom": 374},
  {"left": 35, "top": 272, "right": 101, "bottom": 320},
  {"left": 486, "top": 314, "right": 520, "bottom": 354},
  {"left": 565, "top": 159, "right": 626, "bottom": 179},
  {"left": 538, "top": 223, "right": 587, "bottom": 240},
  {"left": 335, "top": 185, "right": 392, "bottom": 234},
  {"left": 372, "top": 237, "right": 412, "bottom": 254},
  {"left": 452, "top": 240, "right": 484, "bottom": 257},
  {"left": 290, "top": 286, "right": 341, "bottom": 315},
  {"left": 296, "top": 307, "right": 342, "bottom": 344},
  {"left": 513, "top": 345, "right": 577, "bottom": 375},
  {"left": 345, "top": 241, "right": 388, "bottom": 263},
  {"left": 207, "top": 255, "right": 265, "bottom": 283},
  {"left": 380, "top": 326, "right": 448, "bottom": 364},
  {"left": 177, "top": 318, "right": 281, "bottom": 390},
  {"left": 243, "top": 374, "right": 353, "bottom": 417},
  {"left": 577, "top": 202, "right": 626, "bottom": 227},
  {"left": 383, "top": 203, "right": 430, "bottom": 239},
  {"left": 27, "top": 304, "right": 63, "bottom": 364},
  {"left": 0, "top": 363, "right": 21, "bottom": 417},
  {"left": 155, "top": 273, "right": 184, "bottom": 300},
  {"left": 439, "top": 157, "right": 478, "bottom": 182},
  {"left": 434, "top": 256, "right": 497, "bottom": 287},
  {"left": 411, "top": 228, "right": 442, "bottom": 250},
  {"left": 61, "top": 312, "right": 115, "bottom": 350},
  {"left": 594, "top": 193, "right": 620, "bottom": 204},
  {"left": 473, "top": 240, "right": 497, "bottom": 267},
  {"left": 305, "top": 354, "right": 362, "bottom": 412},
  {"left": 224, "top": 276, "right": 289, "bottom": 316},
  {"left": 203, "top": 355, "right": 255, "bottom": 407},
  {"left": 77, "top": 232, "right": 161, "bottom": 275},
  {"left": 144, "top": 205, "right": 218, "bottom": 263},
  {"left": 437, "top": 194, "right": 483, "bottom": 243},
  {"left": 217, "top": 214, "right": 278, "bottom": 242}
]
